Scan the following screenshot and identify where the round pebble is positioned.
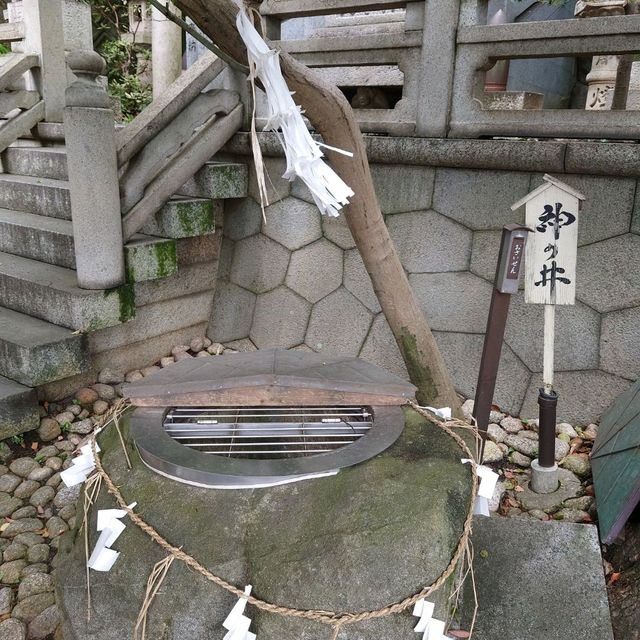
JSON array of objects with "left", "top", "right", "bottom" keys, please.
[
  {"left": 171, "top": 345, "right": 189, "bottom": 357},
  {"left": 28, "top": 604, "right": 61, "bottom": 639},
  {"left": 12, "top": 592, "right": 55, "bottom": 623},
  {"left": 3, "top": 542, "right": 27, "bottom": 561},
  {"left": 174, "top": 351, "right": 193, "bottom": 361},
  {"left": 69, "top": 418, "right": 93, "bottom": 435},
  {"left": 13, "top": 533, "right": 44, "bottom": 548},
  {"left": 190, "top": 336, "right": 205, "bottom": 352},
  {"left": 29, "top": 486, "right": 55, "bottom": 508},
  {"left": 98, "top": 368, "right": 124, "bottom": 384},
  {"left": 196, "top": 350, "right": 210, "bottom": 357},
  {"left": 207, "top": 343, "right": 225, "bottom": 355},
  {"left": 54, "top": 412, "right": 74, "bottom": 426},
  {"left": 0, "top": 495, "right": 22, "bottom": 517},
  {"left": 91, "top": 383, "right": 116, "bottom": 401},
  {"left": 37, "top": 418, "right": 60, "bottom": 442},
  {"left": 66, "top": 404, "right": 82, "bottom": 417},
  {"left": 45, "top": 472, "right": 61, "bottom": 489},
  {"left": 10, "top": 506, "right": 37, "bottom": 520},
  {"left": 160, "top": 356, "right": 175, "bottom": 368},
  {"left": 124, "top": 370, "right": 144, "bottom": 383},
  {"left": 93, "top": 400, "right": 109, "bottom": 415},
  {"left": 35, "top": 446, "right": 58, "bottom": 460},
  {"left": 27, "top": 467, "right": 53, "bottom": 483},
  {"left": 45, "top": 516, "right": 68, "bottom": 538},
  {"left": 26, "top": 544, "right": 49, "bottom": 564},
  {"left": 58, "top": 505, "right": 76, "bottom": 522},
  {"left": 0, "top": 473, "right": 21, "bottom": 493},
  {"left": 17, "top": 572, "right": 53, "bottom": 600},
  {"left": 0, "top": 618, "right": 26, "bottom": 640},
  {"left": 14, "top": 480, "right": 41, "bottom": 500},
  {"left": 0, "top": 585, "right": 14, "bottom": 614},
  {"left": 141, "top": 365, "right": 161, "bottom": 377},
  {"left": 0, "top": 559, "right": 27, "bottom": 583},
  {"left": 44, "top": 457, "right": 62, "bottom": 471},
  {"left": 75, "top": 387, "right": 98, "bottom": 405},
  {"left": 21, "top": 564, "right": 48, "bottom": 577},
  {"left": 9, "top": 459, "right": 40, "bottom": 478}
]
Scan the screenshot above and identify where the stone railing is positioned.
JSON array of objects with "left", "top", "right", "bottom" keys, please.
[{"left": 260, "top": 0, "right": 640, "bottom": 139}]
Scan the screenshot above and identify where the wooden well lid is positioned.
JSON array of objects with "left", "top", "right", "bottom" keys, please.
[{"left": 124, "top": 348, "right": 416, "bottom": 407}]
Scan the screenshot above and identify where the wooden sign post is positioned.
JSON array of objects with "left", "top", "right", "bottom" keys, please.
[{"left": 511, "top": 175, "right": 585, "bottom": 494}]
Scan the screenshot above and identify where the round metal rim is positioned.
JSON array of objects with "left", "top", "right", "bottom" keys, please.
[{"left": 128, "top": 405, "right": 406, "bottom": 488}]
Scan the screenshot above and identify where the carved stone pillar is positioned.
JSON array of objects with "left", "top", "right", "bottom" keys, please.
[{"left": 575, "top": 0, "right": 627, "bottom": 110}]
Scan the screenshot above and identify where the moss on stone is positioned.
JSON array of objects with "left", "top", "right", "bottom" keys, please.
[
  {"left": 398, "top": 328, "right": 438, "bottom": 405},
  {"left": 176, "top": 200, "right": 215, "bottom": 237},
  {"left": 115, "top": 284, "right": 136, "bottom": 323},
  {"left": 125, "top": 240, "right": 177, "bottom": 283}
]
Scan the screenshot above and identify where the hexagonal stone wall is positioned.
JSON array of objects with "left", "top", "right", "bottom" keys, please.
[
  {"left": 576, "top": 234, "right": 640, "bottom": 313},
  {"left": 344, "top": 249, "right": 381, "bottom": 313},
  {"left": 409, "top": 272, "right": 493, "bottom": 333},
  {"left": 387, "top": 210, "right": 472, "bottom": 273},
  {"left": 306, "top": 287, "right": 373, "bottom": 356},
  {"left": 529, "top": 173, "right": 634, "bottom": 246},
  {"left": 432, "top": 168, "right": 530, "bottom": 230},
  {"left": 359, "top": 314, "right": 408, "bottom": 378},
  {"left": 263, "top": 197, "right": 322, "bottom": 250},
  {"left": 230, "top": 234, "right": 290, "bottom": 294},
  {"left": 286, "top": 239, "right": 343, "bottom": 303},
  {"left": 520, "top": 370, "right": 630, "bottom": 425},
  {"left": 248, "top": 157, "right": 291, "bottom": 204},
  {"left": 600, "top": 306, "right": 640, "bottom": 379},
  {"left": 208, "top": 282, "right": 256, "bottom": 343},
  {"left": 433, "top": 332, "right": 531, "bottom": 416},
  {"left": 370, "top": 164, "right": 434, "bottom": 214},
  {"left": 224, "top": 198, "right": 263, "bottom": 241},
  {"left": 250, "top": 286, "right": 311, "bottom": 349},
  {"left": 505, "top": 293, "right": 600, "bottom": 372},
  {"left": 208, "top": 159, "right": 640, "bottom": 423}
]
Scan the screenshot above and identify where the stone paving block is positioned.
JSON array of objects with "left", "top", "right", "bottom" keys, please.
[
  {"left": 249, "top": 156, "right": 291, "bottom": 205},
  {"left": 125, "top": 236, "right": 177, "bottom": 283},
  {"left": 432, "top": 332, "right": 531, "bottom": 416},
  {"left": 175, "top": 234, "right": 220, "bottom": 267},
  {"left": 520, "top": 370, "right": 631, "bottom": 425},
  {"left": 250, "top": 286, "right": 311, "bottom": 349},
  {"left": 263, "top": 197, "right": 323, "bottom": 250},
  {"left": 576, "top": 234, "right": 640, "bottom": 313},
  {"left": 344, "top": 249, "right": 381, "bottom": 313},
  {"left": 470, "top": 229, "right": 506, "bottom": 283},
  {"left": 387, "top": 210, "right": 472, "bottom": 273},
  {"left": 290, "top": 177, "right": 313, "bottom": 204},
  {"left": 306, "top": 287, "right": 373, "bottom": 356},
  {"left": 359, "top": 313, "right": 408, "bottom": 378},
  {"left": 530, "top": 173, "right": 634, "bottom": 246},
  {"left": 600, "top": 306, "right": 640, "bottom": 379},
  {"left": 285, "top": 239, "right": 342, "bottom": 303},
  {"left": 432, "top": 168, "right": 530, "bottom": 230},
  {"left": 230, "top": 234, "right": 290, "bottom": 294},
  {"left": 0, "top": 376, "right": 39, "bottom": 441},
  {"left": 461, "top": 517, "right": 614, "bottom": 640},
  {"left": 409, "top": 272, "right": 493, "bottom": 333},
  {"left": 371, "top": 164, "right": 435, "bottom": 214},
  {"left": 322, "top": 215, "right": 356, "bottom": 250},
  {"left": 224, "top": 198, "right": 263, "bottom": 241},
  {"left": 505, "top": 292, "right": 600, "bottom": 372},
  {"left": 208, "top": 282, "right": 256, "bottom": 343}
]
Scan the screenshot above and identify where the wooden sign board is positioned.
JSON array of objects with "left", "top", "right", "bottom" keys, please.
[{"left": 512, "top": 175, "right": 585, "bottom": 306}]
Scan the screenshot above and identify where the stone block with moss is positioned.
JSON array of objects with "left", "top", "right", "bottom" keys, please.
[{"left": 56, "top": 408, "right": 473, "bottom": 639}]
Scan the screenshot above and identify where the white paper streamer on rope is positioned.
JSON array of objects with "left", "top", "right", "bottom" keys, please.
[
  {"left": 60, "top": 442, "right": 101, "bottom": 488},
  {"left": 223, "top": 585, "right": 256, "bottom": 640},
  {"left": 87, "top": 501, "right": 136, "bottom": 572},
  {"left": 236, "top": 10, "right": 354, "bottom": 218},
  {"left": 462, "top": 459, "right": 499, "bottom": 518},
  {"left": 411, "top": 599, "right": 451, "bottom": 639}
]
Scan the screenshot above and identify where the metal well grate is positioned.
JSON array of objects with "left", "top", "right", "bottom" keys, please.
[{"left": 164, "top": 406, "right": 372, "bottom": 459}]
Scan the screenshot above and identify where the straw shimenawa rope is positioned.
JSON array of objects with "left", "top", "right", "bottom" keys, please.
[{"left": 86, "top": 399, "right": 479, "bottom": 637}]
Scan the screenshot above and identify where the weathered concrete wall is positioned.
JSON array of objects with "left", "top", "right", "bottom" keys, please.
[{"left": 210, "top": 134, "right": 639, "bottom": 425}]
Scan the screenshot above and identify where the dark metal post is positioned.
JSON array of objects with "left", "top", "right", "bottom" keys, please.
[
  {"left": 537, "top": 388, "right": 558, "bottom": 468},
  {"left": 473, "top": 224, "right": 530, "bottom": 458}
]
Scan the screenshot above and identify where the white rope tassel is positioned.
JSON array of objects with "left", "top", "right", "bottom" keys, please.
[{"left": 236, "top": 10, "right": 354, "bottom": 217}]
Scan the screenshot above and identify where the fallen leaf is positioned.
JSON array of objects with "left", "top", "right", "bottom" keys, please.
[
  {"left": 582, "top": 514, "right": 593, "bottom": 524},
  {"left": 0, "top": 523, "right": 9, "bottom": 532},
  {"left": 514, "top": 485, "right": 524, "bottom": 493},
  {"left": 608, "top": 572, "right": 622, "bottom": 585},
  {"left": 31, "top": 442, "right": 38, "bottom": 451},
  {"left": 507, "top": 497, "right": 520, "bottom": 508},
  {"left": 479, "top": 549, "right": 489, "bottom": 559},
  {"left": 503, "top": 470, "right": 516, "bottom": 479},
  {"left": 449, "top": 631, "right": 471, "bottom": 638}
]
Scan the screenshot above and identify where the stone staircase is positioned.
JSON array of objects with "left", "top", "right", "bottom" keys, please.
[{"left": 0, "top": 143, "right": 247, "bottom": 440}]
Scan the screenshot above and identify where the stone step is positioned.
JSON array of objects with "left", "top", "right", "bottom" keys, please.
[
  {"left": 2, "top": 146, "right": 68, "bottom": 180},
  {"left": 0, "top": 251, "right": 135, "bottom": 332},
  {"left": 0, "top": 173, "right": 71, "bottom": 219},
  {"left": 141, "top": 196, "right": 219, "bottom": 239},
  {"left": 0, "top": 208, "right": 178, "bottom": 282},
  {"left": 0, "top": 375, "right": 39, "bottom": 441},
  {"left": 0, "top": 306, "right": 89, "bottom": 387},
  {"left": 178, "top": 161, "right": 248, "bottom": 200}
]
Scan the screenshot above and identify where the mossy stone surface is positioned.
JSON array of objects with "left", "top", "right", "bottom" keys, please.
[
  {"left": 141, "top": 198, "right": 218, "bottom": 239},
  {"left": 125, "top": 238, "right": 178, "bottom": 283},
  {"left": 56, "top": 408, "right": 472, "bottom": 640}
]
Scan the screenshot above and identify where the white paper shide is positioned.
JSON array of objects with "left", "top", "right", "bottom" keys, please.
[{"left": 236, "top": 10, "right": 354, "bottom": 218}]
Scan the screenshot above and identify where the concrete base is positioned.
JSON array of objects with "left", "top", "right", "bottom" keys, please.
[
  {"left": 519, "top": 467, "right": 582, "bottom": 512},
  {"left": 530, "top": 459, "right": 559, "bottom": 494},
  {"left": 461, "top": 516, "right": 614, "bottom": 639}
]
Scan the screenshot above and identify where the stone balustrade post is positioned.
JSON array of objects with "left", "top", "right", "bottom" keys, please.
[
  {"left": 20, "top": 0, "right": 67, "bottom": 121},
  {"left": 415, "top": 0, "right": 461, "bottom": 137},
  {"left": 64, "top": 50, "right": 125, "bottom": 290},
  {"left": 152, "top": 1, "right": 183, "bottom": 99}
]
